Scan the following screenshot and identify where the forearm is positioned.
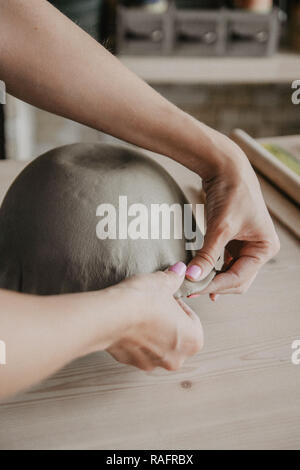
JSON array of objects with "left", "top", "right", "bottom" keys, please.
[
  {"left": 0, "top": 0, "right": 234, "bottom": 179},
  {"left": 0, "top": 287, "right": 125, "bottom": 400}
]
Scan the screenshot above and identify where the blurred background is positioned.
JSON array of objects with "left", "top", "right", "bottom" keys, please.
[{"left": 1, "top": 0, "right": 299, "bottom": 161}]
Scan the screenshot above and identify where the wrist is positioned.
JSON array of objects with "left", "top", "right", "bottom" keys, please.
[
  {"left": 77, "top": 285, "right": 138, "bottom": 356},
  {"left": 43, "top": 289, "right": 122, "bottom": 359},
  {"left": 166, "top": 110, "right": 248, "bottom": 180}
]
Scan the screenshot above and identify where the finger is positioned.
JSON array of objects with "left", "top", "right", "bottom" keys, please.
[
  {"left": 108, "top": 346, "right": 136, "bottom": 367},
  {"left": 110, "top": 345, "right": 156, "bottom": 371},
  {"left": 223, "top": 248, "right": 234, "bottom": 270},
  {"left": 131, "top": 352, "right": 156, "bottom": 372},
  {"left": 185, "top": 258, "right": 230, "bottom": 298},
  {"left": 176, "top": 299, "right": 204, "bottom": 355},
  {"left": 161, "top": 261, "right": 187, "bottom": 293},
  {"left": 186, "top": 225, "right": 230, "bottom": 282},
  {"left": 201, "top": 255, "right": 262, "bottom": 295},
  {"left": 176, "top": 297, "right": 200, "bottom": 322},
  {"left": 186, "top": 250, "right": 233, "bottom": 298},
  {"left": 161, "top": 355, "right": 185, "bottom": 371},
  {"left": 209, "top": 293, "right": 220, "bottom": 302}
]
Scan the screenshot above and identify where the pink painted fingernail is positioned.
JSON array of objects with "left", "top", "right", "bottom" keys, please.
[
  {"left": 188, "top": 294, "right": 200, "bottom": 299},
  {"left": 169, "top": 262, "right": 186, "bottom": 277},
  {"left": 186, "top": 265, "right": 202, "bottom": 281}
]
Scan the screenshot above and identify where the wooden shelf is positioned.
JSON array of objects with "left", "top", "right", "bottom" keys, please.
[{"left": 119, "top": 51, "right": 300, "bottom": 84}]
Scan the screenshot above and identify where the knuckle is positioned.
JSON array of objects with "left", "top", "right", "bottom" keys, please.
[
  {"left": 196, "top": 334, "right": 204, "bottom": 352},
  {"left": 164, "top": 359, "right": 181, "bottom": 371},
  {"left": 143, "top": 364, "right": 155, "bottom": 372},
  {"left": 191, "top": 332, "right": 204, "bottom": 354},
  {"left": 156, "top": 271, "right": 168, "bottom": 283},
  {"left": 265, "top": 236, "right": 280, "bottom": 259},
  {"left": 162, "top": 359, "right": 172, "bottom": 370},
  {"left": 271, "top": 237, "right": 281, "bottom": 256},
  {"left": 196, "top": 250, "right": 216, "bottom": 268},
  {"left": 154, "top": 271, "right": 172, "bottom": 291},
  {"left": 236, "top": 283, "right": 249, "bottom": 294},
  {"left": 215, "top": 222, "right": 232, "bottom": 241},
  {"left": 136, "top": 360, "right": 154, "bottom": 371},
  {"left": 229, "top": 270, "right": 242, "bottom": 289}
]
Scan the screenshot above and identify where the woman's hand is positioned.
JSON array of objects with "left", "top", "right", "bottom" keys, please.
[
  {"left": 0, "top": 263, "right": 203, "bottom": 399},
  {"left": 106, "top": 262, "right": 203, "bottom": 371},
  {"left": 184, "top": 130, "right": 280, "bottom": 298}
]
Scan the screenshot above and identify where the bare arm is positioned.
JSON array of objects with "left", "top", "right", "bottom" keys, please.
[
  {"left": 0, "top": 287, "right": 123, "bottom": 399},
  {"left": 0, "top": 266, "right": 203, "bottom": 400},
  {"left": 0, "top": 0, "right": 216, "bottom": 177}
]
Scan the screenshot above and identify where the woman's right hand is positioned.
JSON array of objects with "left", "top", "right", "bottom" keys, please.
[{"left": 106, "top": 262, "right": 204, "bottom": 372}]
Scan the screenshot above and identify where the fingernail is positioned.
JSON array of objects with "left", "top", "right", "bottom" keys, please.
[
  {"left": 211, "top": 294, "right": 220, "bottom": 302},
  {"left": 188, "top": 294, "right": 200, "bottom": 299},
  {"left": 186, "top": 265, "right": 202, "bottom": 281},
  {"left": 169, "top": 262, "right": 186, "bottom": 277}
]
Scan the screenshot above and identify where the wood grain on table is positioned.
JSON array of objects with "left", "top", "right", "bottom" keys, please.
[{"left": 0, "top": 159, "right": 299, "bottom": 450}]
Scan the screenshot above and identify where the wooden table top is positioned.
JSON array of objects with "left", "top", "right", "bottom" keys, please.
[{"left": 0, "top": 156, "right": 299, "bottom": 450}]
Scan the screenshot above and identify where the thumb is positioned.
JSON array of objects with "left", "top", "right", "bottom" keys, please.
[
  {"left": 186, "top": 226, "right": 230, "bottom": 281},
  {"left": 162, "top": 261, "right": 187, "bottom": 294}
]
